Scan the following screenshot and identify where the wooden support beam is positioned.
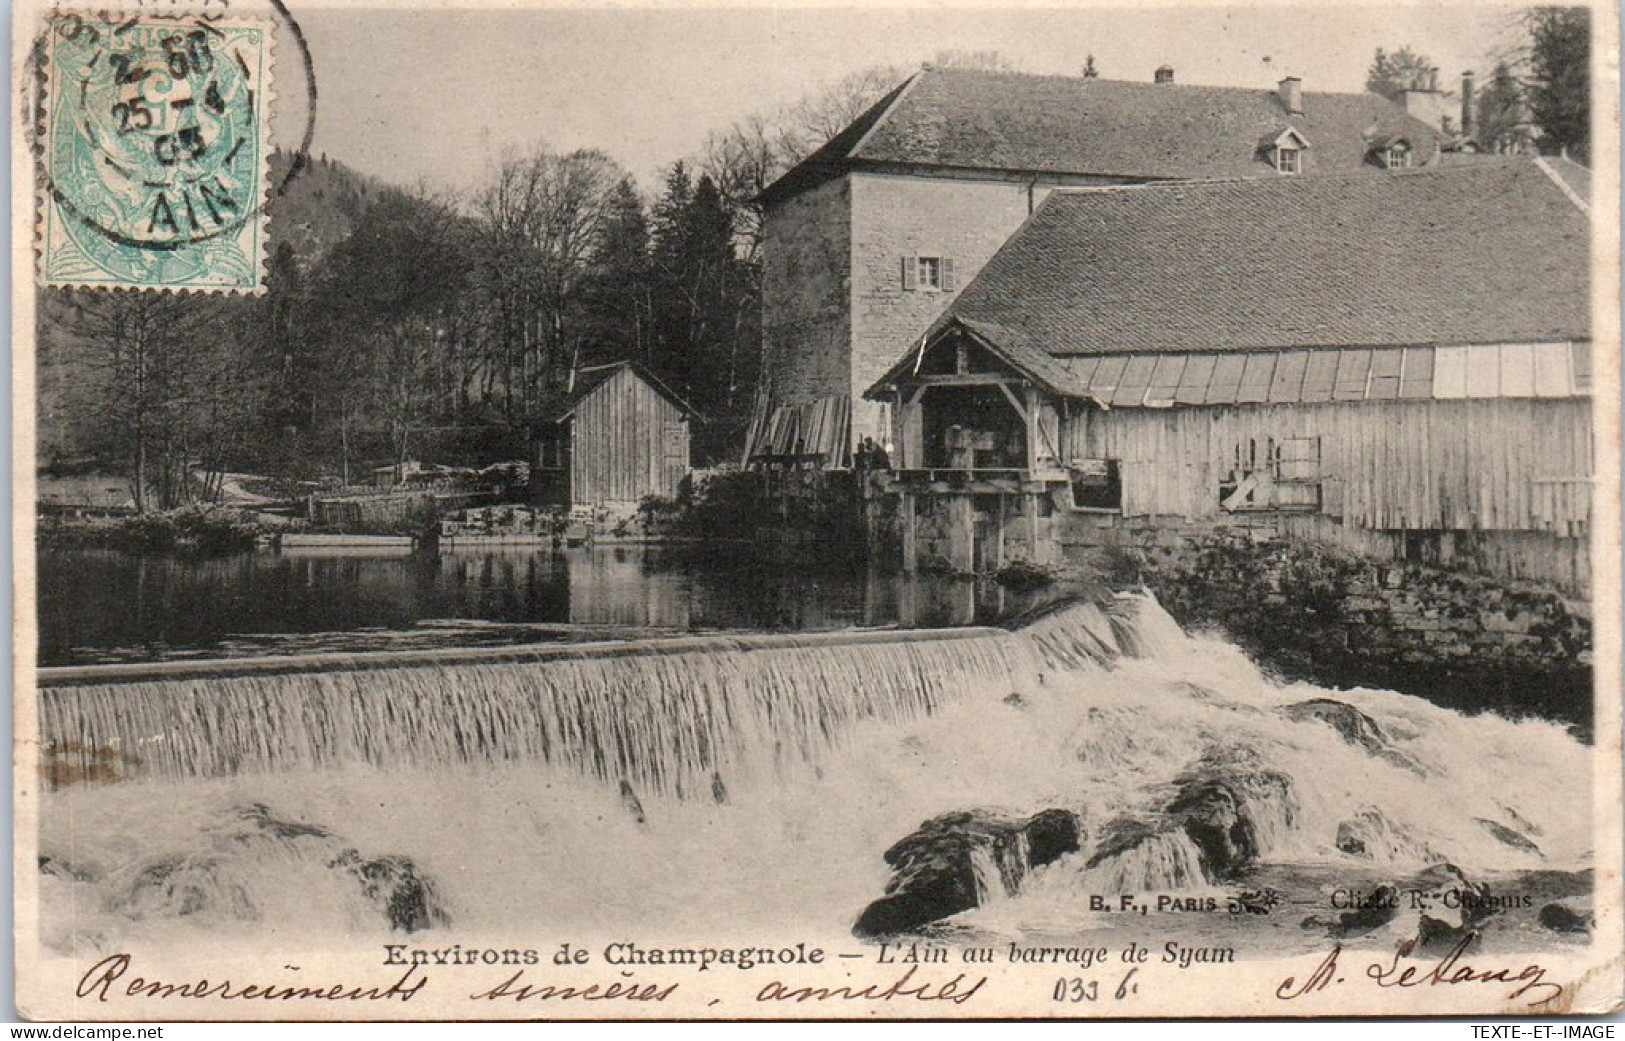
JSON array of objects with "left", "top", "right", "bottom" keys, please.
[
  {"left": 1025, "top": 490, "right": 1040, "bottom": 559},
  {"left": 914, "top": 373, "right": 1026, "bottom": 387},
  {"left": 948, "top": 494, "right": 974, "bottom": 573},
  {"left": 1024, "top": 385, "right": 1041, "bottom": 474},
  {"left": 995, "top": 381, "right": 1028, "bottom": 419},
  {"left": 994, "top": 493, "right": 1006, "bottom": 569},
  {"left": 901, "top": 491, "right": 918, "bottom": 573}
]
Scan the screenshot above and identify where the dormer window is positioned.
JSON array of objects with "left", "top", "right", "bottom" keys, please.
[
  {"left": 1260, "top": 127, "right": 1311, "bottom": 176},
  {"left": 1368, "top": 135, "right": 1414, "bottom": 170}
]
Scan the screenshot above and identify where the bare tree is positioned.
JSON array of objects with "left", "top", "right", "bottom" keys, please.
[
  {"left": 930, "top": 49, "right": 1020, "bottom": 72},
  {"left": 476, "top": 147, "right": 629, "bottom": 417},
  {"left": 45, "top": 289, "right": 236, "bottom": 511}
]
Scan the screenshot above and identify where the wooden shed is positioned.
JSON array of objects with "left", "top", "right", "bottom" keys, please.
[
  {"left": 865, "top": 159, "right": 1593, "bottom": 591},
  {"left": 540, "top": 362, "right": 697, "bottom": 509}
]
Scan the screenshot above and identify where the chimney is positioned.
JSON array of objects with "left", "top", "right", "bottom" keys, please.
[
  {"left": 1278, "top": 76, "right": 1303, "bottom": 116},
  {"left": 1154, "top": 64, "right": 1174, "bottom": 84},
  {"left": 1461, "top": 71, "right": 1476, "bottom": 137},
  {"left": 1427, "top": 67, "right": 1439, "bottom": 92}
]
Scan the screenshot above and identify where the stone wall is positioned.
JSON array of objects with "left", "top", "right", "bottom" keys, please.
[
  {"left": 1117, "top": 530, "right": 1594, "bottom": 732},
  {"left": 761, "top": 177, "right": 852, "bottom": 408}
]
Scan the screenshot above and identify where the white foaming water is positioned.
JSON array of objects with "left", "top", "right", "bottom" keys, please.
[{"left": 36, "top": 594, "right": 1590, "bottom": 951}]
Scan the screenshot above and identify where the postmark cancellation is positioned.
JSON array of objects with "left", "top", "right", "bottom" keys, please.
[{"left": 34, "top": 6, "right": 273, "bottom": 293}]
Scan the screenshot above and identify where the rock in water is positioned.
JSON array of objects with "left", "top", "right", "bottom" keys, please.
[
  {"left": 854, "top": 809, "right": 1082, "bottom": 938},
  {"left": 1279, "top": 699, "right": 1389, "bottom": 753},
  {"left": 1409, "top": 863, "right": 1496, "bottom": 952},
  {"left": 1165, "top": 749, "right": 1295, "bottom": 880},
  {"left": 329, "top": 851, "right": 444, "bottom": 933},
  {"left": 1475, "top": 817, "right": 1542, "bottom": 856},
  {"left": 109, "top": 804, "right": 449, "bottom": 932},
  {"left": 1336, "top": 807, "right": 1438, "bottom": 863},
  {"left": 1538, "top": 902, "right": 1592, "bottom": 934},
  {"left": 1081, "top": 746, "right": 1295, "bottom": 885},
  {"left": 1278, "top": 699, "right": 1423, "bottom": 774}
]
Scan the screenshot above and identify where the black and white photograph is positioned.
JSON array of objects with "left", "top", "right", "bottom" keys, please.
[{"left": 13, "top": 0, "right": 1620, "bottom": 1020}]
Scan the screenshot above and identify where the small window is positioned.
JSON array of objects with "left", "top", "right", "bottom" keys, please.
[
  {"left": 1386, "top": 145, "right": 1411, "bottom": 169},
  {"left": 1275, "top": 147, "right": 1300, "bottom": 175},
  {"left": 1219, "top": 436, "right": 1322, "bottom": 511},
  {"left": 1069, "top": 458, "right": 1122, "bottom": 511},
  {"left": 902, "top": 255, "right": 956, "bottom": 292}
]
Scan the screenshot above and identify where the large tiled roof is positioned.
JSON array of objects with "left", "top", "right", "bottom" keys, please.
[
  {"left": 763, "top": 67, "right": 1443, "bottom": 204},
  {"left": 911, "top": 159, "right": 1589, "bottom": 368}
]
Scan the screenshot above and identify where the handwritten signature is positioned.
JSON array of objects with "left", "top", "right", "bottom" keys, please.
[{"left": 1276, "top": 935, "right": 1563, "bottom": 1007}]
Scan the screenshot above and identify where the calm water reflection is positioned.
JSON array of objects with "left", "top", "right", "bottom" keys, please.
[{"left": 38, "top": 546, "right": 1064, "bottom": 666}]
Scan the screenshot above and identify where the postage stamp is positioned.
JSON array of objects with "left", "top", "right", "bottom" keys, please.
[{"left": 35, "top": 8, "right": 272, "bottom": 292}]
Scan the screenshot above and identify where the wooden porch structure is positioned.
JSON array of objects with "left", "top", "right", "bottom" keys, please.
[{"left": 880, "top": 326, "right": 1077, "bottom": 572}]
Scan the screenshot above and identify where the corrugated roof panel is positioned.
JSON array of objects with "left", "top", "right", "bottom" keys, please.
[
  {"left": 1268, "top": 351, "right": 1308, "bottom": 403},
  {"left": 1571, "top": 341, "right": 1592, "bottom": 392},
  {"left": 1144, "top": 354, "right": 1187, "bottom": 407},
  {"left": 1301, "top": 351, "right": 1338, "bottom": 402},
  {"left": 1068, "top": 356, "right": 1102, "bottom": 392},
  {"left": 1532, "top": 342, "right": 1572, "bottom": 397},
  {"left": 1090, "top": 356, "right": 1129, "bottom": 399},
  {"left": 1333, "top": 348, "right": 1373, "bottom": 401},
  {"left": 1463, "top": 346, "right": 1499, "bottom": 397},
  {"left": 1433, "top": 346, "right": 1470, "bottom": 399},
  {"left": 1237, "top": 354, "right": 1275, "bottom": 404},
  {"left": 1113, "top": 355, "right": 1157, "bottom": 407},
  {"left": 1499, "top": 343, "right": 1536, "bottom": 397},
  {"left": 1368, "top": 348, "right": 1404, "bottom": 399},
  {"left": 1399, "top": 346, "right": 1434, "bottom": 399},
  {"left": 1176, "top": 354, "right": 1216, "bottom": 404},
  {"left": 1206, "top": 354, "right": 1246, "bottom": 403}
]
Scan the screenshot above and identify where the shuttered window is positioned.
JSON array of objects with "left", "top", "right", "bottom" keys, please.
[{"left": 902, "top": 256, "right": 955, "bottom": 292}]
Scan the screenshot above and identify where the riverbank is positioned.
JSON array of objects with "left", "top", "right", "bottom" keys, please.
[
  {"left": 1093, "top": 532, "right": 1593, "bottom": 734},
  {"left": 37, "top": 506, "right": 268, "bottom": 555}
]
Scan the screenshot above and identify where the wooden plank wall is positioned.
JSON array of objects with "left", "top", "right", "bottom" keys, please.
[
  {"left": 1067, "top": 398, "right": 1592, "bottom": 534},
  {"left": 571, "top": 368, "right": 689, "bottom": 506}
]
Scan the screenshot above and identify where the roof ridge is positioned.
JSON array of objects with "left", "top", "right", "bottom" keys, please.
[
  {"left": 1039, "top": 157, "right": 1549, "bottom": 198},
  {"left": 926, "top": 66, "right": 1389, "bottom": 101},
  {"left": 1534, "top": 155, "right": 1591, "bottom": 215},
  {"left": 843, "top": 69, "right": 927, "bottom": 161}
]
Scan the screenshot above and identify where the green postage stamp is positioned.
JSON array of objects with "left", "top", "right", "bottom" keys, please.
[{"left": 36, "top": 8, "right": 272, "bottom": 292}]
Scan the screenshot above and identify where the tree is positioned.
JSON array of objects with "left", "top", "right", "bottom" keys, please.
[
  {"left": 1475, "top": 61, "right": 1533, "bottom": 153},
  {"left": 44, "top": 289, "right": 255, "bottom": 510},
  {"left": 781, "top": 65, "right": 904, "bottom": 162},
  {"left": 929, "top": 49, "right": 1019, "bottom": 72},
  {"left": 647, "top": 166, "right": 759, "bottom": 461},
  {"left": 311, "top": 188, "right": 473, "bottom": 477},
  {"left": 475, "top": 147, "right": 629, "bottom": 419},
  {"left": 1525, "top": 6, "right": 1589, "bottom": 160},
  {"left": 1366, "top": 46, "right": 1437, "bottom": 100},
  {"left": 579, "top": 177, "right": 654, "bottom": 368}
]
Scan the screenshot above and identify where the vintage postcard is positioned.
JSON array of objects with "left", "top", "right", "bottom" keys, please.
[{"left": 12, "top": 0, "right": 1621, "bottom": 1022}]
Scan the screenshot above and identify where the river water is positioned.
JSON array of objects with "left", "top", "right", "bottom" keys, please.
[
  {"left": 37, "top": 545, "right": 1061, "bottom": 666},
  {"left": 36, "top": 580, "right": 1592, "bottom": 963}
]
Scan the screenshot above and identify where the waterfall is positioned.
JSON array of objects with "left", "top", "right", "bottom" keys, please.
[
  {"left": 34, "top": 589, "right": 1591, "bottom": 946},
  {"left": 39, "top": 628, "right": 1049, "bottom": 799}
]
